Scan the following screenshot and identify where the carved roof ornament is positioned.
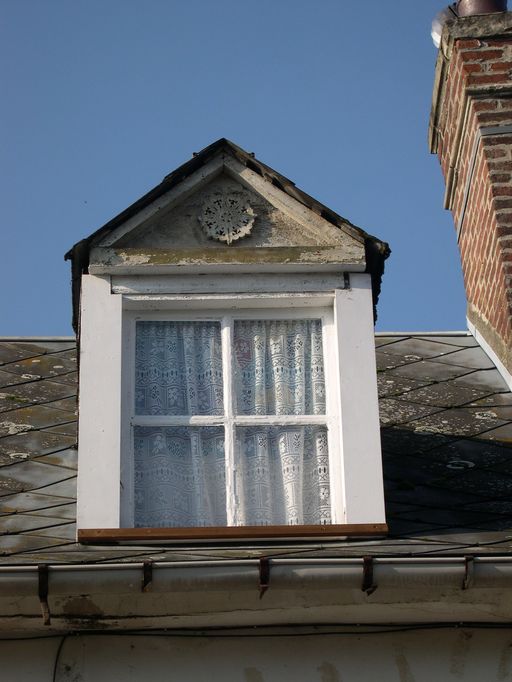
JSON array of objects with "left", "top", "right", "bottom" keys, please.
[{"left": 199, "top": 191, "right": 256, "bottom": 245}]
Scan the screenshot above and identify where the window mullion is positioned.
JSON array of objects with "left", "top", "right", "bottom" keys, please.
[{"left": 222, "top": 315, "right": 236, "bottom": 526}]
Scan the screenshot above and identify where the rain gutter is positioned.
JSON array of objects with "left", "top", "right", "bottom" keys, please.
[{"left": 0, "top": 556, "right": 512, "bottom": 597}]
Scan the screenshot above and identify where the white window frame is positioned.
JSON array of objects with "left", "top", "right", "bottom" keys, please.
[
  {"left": 76, "top": 272, "right": 386, "bottom": 539},
  {"left": 120, "top": 306, "right": 341, "bottom": 528}
]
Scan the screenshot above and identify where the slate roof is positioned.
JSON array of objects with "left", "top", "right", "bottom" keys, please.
[{"left": 0, "top": 334, "right": 511, "bottom": 564}]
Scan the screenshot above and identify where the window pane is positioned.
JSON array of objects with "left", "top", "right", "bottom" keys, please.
[
  {"left": 134, "top": 426, "right": 226, "bottom": 527},
  {"left": 233, "top": 319, "right": 326, "bottom": 415},
  {"left": 234, "top": 426, "right": 331, "bottom": 526},
  {"left": 135, "top": 321, "right": 223, "bottom": 415}
]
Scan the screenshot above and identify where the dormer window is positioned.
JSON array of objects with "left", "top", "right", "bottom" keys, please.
[{"left": 69, "top": 139, "right": 389, "bottom": 541}]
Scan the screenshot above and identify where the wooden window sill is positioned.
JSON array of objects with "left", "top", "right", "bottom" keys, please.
[{"left": 78, "top": 523, "right": 388, "bottom": 544}]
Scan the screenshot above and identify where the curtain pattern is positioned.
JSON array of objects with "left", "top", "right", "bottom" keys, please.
[
  {"left": 135, "top": 321, "right": 223, "bottom": 415},
  {"left": 235, "top": 426, "right": 331, "bottom": 526},
  {"left": 134, "top": 426, "right": 226, "bottom": 527},
  {"left": 233, "top": 319, "right": 325, "bottom": 415},
  {"left": 133, "top": 319, "right": 330, "bottom": 528}
]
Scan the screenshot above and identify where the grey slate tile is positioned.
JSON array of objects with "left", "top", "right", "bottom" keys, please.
[
  {"left": 432, "top": 346, "right": 495, "bottom": 370},
  {"left": 0, "top": 404, "right": 76, "bottom": 437},
  {"left": 2, "top": 354, "right": 77, "bottom": 380},
  {"left": 377, "top": 373, "right": 432, "bottom": 399},
  {"left": 469, "top": 392, "right": 512, "bottom": 407},
  {"left": 0, "top": 513, "right": 75, "bottom": 534},
  {"left": 433, "top": 469, "right": 512, "bottom": 498},
  {"left": 453, "top": 369, "right": 510, "bottom": 393},
  {"left": 33, "top": 448, "right": 77, "bottom": 470},
  {"left": 375, "top": 351, "right": 418, "bottom": 371},
  {"left": 376, "top": 338, "right": 465, "bottom": 359},
  {"left": 381, "top": 427, "right": 452, "bottom": 455},
  {"left": 0, "top": 369, "right": 36, "bottom": 389},
  {"left": 34, "top": 477, "right": 77, "bottom": 499},
  {"left": 0, "top": 534, "right": 73, "bottom": 554},
  {"left": 0, "top": 461, "right": 75, "bottom": 494},
  {"left": 465, "top": 405, "right": 512, "bottom": 421},
  {"left": 375, "top": 336, "right": 407, "bottom": 348},
  {"left": 425, "top": 437, "right": 512, "bottom": 469},
  {"left": 378, "top": 399, "right": 443, "bottom": 427},
  {"left": 43, "top": 422, "right": 78, "bottom": 437},
  {"left": 0, "top": 344, "right": 41, "bottom": 365},
  {"left": 389, "top": 359, "right": 474, "bottom": 382},
  {"left": 50, "top": 372, "right": 78, "bottom": 386},
  {"left": 391, "top": 506, "right": 504, "bottom": 529},
  {"left": 30, "top": 503, "right": 76, "bottom": 520},
  {"left": 0, "top": 430, "right": 76, "bottom": 464},
  {"left": 474, "top": 421, "right": 512, "bottom": 443},
  {"left": 404, "top": 407, "right": 508, "bottom": 439},
  {"left": 45, "top": 396, "right": 77, "bottom": 413},
  {"left": 26, "top": 522, "right": 76, "bottom": 540},
  {"left": 395, "top": 381, "right": 494, "bottom": 408},
  {"left": 0, "top": 492, "right": 76, "bottom": 514},
  {"left": 414, "top": 335, "right": 478, "bottom": 348},
  {"left": 384, "top": 481, "right": 485, "bottom": 507},
  {"left": 383, "top": 452, "right": 451, "bottom": 486},
  {"left": 0, "top": 379, "right": 76, "bottom": 413}
]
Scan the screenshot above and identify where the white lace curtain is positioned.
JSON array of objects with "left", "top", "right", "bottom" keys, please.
[{"left": 134, "top": 319, "right": 330, "bottom": 527}]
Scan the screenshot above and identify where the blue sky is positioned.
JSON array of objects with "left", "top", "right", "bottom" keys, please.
[{"left": 1, "top": 0, "right": 466, "bottom": 335}]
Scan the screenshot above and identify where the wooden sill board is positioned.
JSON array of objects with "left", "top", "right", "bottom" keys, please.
[{"left": 78, "top": 523, "right": 388, "bottom": 543}]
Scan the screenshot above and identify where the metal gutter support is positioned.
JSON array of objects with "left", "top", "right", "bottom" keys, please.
[
  {"left": 259, "top": 557, "right": 270, "bottom": 599},
  {"left": 38, "top": 564, "right": 51, "bottom": 626}
]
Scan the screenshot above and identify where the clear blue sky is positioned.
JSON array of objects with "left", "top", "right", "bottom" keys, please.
[{"left": 1, "top": 0, "right": 466, "bottom": 336}]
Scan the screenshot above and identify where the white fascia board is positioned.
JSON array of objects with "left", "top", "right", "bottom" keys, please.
[
  {"left": 334, "top": 274, "right": 386, "bottom": 525},
  {"left": 77, "top": 275, "right": 123, "bottom": 529},
  {"left": 467, "top": 317, "right": 512, "bottom": 391},
  {"left": 111, "top": 273, "right": 348, "bottom": 295}
]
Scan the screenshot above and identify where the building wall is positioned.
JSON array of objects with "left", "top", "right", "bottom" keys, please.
[{"left": 3, "top": 630, "right": 512, "bottom": 681}]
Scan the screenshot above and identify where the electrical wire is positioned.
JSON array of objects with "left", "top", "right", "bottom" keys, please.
[
  {"left": 52, "top": 635, "right": 67, "bottom": 682},
  {"left": 2, "top": 622, "right": 512, "bottom": 644}
]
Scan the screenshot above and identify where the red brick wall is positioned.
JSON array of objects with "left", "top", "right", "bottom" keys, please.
[{"left": 433, "top": 23, "right": 512, "bottom": 373}]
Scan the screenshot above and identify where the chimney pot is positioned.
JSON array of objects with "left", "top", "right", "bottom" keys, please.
[{"left": 457, "top": 0, "right": 507, "bottom": 16}]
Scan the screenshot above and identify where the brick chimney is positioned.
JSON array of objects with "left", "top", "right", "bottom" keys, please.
[{"left": 429, "top": 9, "right": 512, "bottom": 384}]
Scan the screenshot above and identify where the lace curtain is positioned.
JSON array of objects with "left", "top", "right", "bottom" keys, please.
[
  {"left": 135, "top": 321, "right": 223, "bottom": 416},
  {"left": 233, "top": 319, "right": 326, "bottom": 415},
  {"left": 133, "top": 319, "right": 330, "bottom": 527}
]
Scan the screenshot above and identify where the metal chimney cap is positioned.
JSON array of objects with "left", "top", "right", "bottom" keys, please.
[{"left": 457, "top": 0, "right": 508, "bottom": 16}]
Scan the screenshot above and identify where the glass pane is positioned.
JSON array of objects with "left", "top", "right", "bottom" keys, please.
[
  {"left": 134, "top": 426, "right": 226, "bottom": 527},
  {"left": 234, "top": 426, "right": 331, "bottom": 526},
  {"left": 135, "top": 321, "right": 223, "bottom": 415},
  {"left": 233, "top": 319, "right": 325, "bottom": 415}
]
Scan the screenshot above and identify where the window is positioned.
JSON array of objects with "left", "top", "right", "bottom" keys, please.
[
  {"left": 121, "top": 308, "right": 340, "bottom": 532},
  {"left": 76, "top": 274, "right": 386, "bottom": 541}
]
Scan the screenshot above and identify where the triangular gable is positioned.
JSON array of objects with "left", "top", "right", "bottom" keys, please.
[{"left": 66, "top": 139, "right": 389, "bottom": 330}]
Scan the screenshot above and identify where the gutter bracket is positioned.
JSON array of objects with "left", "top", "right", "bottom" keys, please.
[
  {"left": 142, "top": 560, "right": 153, "bottom": 592},
  {"left": 38, "top": 564, "right": 51, "bottom": 626},
  {"left": 463, "top": 555, "right": 474, "bottom": 590},
  {"left": 343, "top": 272, "right": 351, "bottom": 290},
  {"left": 259, "top": 557, "right": 270, "bottom": 599},
  {"left": 362, "top": 556, "right": 377, "bottom": 596}
]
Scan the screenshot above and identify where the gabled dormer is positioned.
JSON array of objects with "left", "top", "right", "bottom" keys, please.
[{"left": 66, "top": 139, "right": 390, "bottom": 541}]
